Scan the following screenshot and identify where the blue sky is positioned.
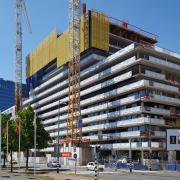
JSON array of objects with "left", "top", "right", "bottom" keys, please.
[{"left": 0, "top": 0, "right": 180, "bottom": 82}]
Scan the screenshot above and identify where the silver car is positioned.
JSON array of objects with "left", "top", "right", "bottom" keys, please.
[{"left": 47, "top": 160, "right": 61, "bottom": 168}]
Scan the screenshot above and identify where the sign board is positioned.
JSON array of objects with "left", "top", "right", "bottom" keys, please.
[
  {"left": 60, "top": 152, "right": 72, "bottom": 158},
  {"left": 73, "top": 146, "right": 76, "bottom": 153},
  {"left": 73, "top": 153, "right": 77, "bottom": 159},
  {"left": 167, "top": 129, "right": 180, "bottom": 151}
]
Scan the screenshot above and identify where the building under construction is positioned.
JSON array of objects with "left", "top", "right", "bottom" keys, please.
[{"left": 23, "top": 9, "right": 180, "bottom": 164}]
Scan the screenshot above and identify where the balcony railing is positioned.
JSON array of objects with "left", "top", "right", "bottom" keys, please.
[{"left": 100, "top": 141, "right": 165, "bottom": 150}]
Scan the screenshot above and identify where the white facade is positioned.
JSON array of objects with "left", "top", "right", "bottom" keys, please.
[
  {"left": 22, "top": 43, "right": 180, "bottom": 160},
  {"left": 167, "top": 129, "right": 180, "bottom": 151}
]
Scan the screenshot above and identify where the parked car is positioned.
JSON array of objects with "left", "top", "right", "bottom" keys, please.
[
  {"left": 47, "top": 160, "right": 61, "bottom": 168},
  {"left": 116, "top": 158, "right": 127, "bottom": 164},
  {"left": 86, "top": 162, "right": 104, "bottom": 171}
]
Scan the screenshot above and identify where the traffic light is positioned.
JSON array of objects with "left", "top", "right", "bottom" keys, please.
[{"left": 95, "top": 146, "right": 101, "bottom": 153}]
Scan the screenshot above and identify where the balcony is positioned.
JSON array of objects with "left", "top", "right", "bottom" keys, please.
[
  {"left": 149, "top": 56, "right": 180, "bottom": 71},
  {"left": 30, "top": 59, "right": 135, "bottom": 110},
  {"left": 100, "top": 141, "right": 165, "bottom": 150},
  {"left": 152, "top": 81, "right": 179, "bottom": 93},
  {"left": 81, "top": 71, "right": 133, "bottom": 96},
  {"left": 145, "top": 70, "right": 165, "bottom": 80},
  {"left": 81, "top": 80, "right": 146, "bottom": 107},
  {"left": 142, "top": 106, "right": 170, "bottom": 116},
  {"left": 152, "top": 94, "right": 180, "bottom": 106}
]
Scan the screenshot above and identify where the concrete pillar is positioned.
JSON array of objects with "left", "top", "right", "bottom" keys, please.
[{"left": 141, "top": 150, "right": 144, "bottom": 164}]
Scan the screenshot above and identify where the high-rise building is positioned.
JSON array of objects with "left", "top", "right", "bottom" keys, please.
[
  {"left": 0, "top": 78, "right": 28, "bottom": 111},
  {"left": 23, "top": 9, "right": 180, "bottom": 162}
]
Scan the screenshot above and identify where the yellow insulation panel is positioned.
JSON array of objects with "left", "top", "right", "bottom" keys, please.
[
  {"left": 91, "top": 10, "right": 109, "bottom": 51},
  {"left": 26, "top": 10, "right": 110, "bottom": 78},
  {"left": 57, "top": 30, "right": 71, "bottom": 67},
  {"left": 80, "top": 13, "right": 89, "bottom": 52},
  {"left": 26, "top": 29, "right": 58, "bottom": 77}
]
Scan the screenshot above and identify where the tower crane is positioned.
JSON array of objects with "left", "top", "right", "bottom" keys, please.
[
  {"left": 15, "top": 0, "right": 31, "bottom": 167},
  {"left": 67, "top": 0, "right": 82, "bottom": 142},
  {"left": 15, "top": 0, "right": 31, "bottom": 114}
]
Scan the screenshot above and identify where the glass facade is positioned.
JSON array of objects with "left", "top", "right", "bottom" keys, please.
[{"left": 0, "top": 78, "right": 28, "bottom": 111}]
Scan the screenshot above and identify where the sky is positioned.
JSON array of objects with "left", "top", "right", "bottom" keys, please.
[{"left": 0, "top": 0, "right": 180, "bottom": 82}]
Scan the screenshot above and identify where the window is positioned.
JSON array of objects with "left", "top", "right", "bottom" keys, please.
[
  {"left": 178, "top": 136, "right": 180, "bottom": 144},
  {"left": 170, "top": 136, "right": 176, "bottom": 144}
]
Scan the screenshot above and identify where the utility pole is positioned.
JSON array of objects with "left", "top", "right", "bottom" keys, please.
[
  {"left": 95, "top": 146, "right": 100, "bottom": 180},
  {"left": 0, "top": 110, "right": 1, "bottom": 170},
  {"left": 129, "top": 137, "right": 132, "bottom": 173},
  {"left": 33, "top": 108, "right": 37, "bottom": 175},
  {"left": 57, "top": 100, "right": 61, "bottom": 174},
  {"left": 57, "top": 101, "right": 67, "bottom": 173},
  {"left": 6, "top": 120, "right": 10, "bottom": 171},
  {"left": 149, "top": 118, "right": 152, "bottom": 171}
]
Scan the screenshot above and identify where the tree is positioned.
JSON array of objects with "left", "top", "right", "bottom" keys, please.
[
  {"left": 1, "top": 113, "right": 18, "bottom": 172},
  {"left": 8, "top": 120, "right": 18, "bottom": 172},
  {"left": 19, "top": 106, "right": 51, "bottom": 170},
  {"left": 1, "top": 113, "right": 9, "bottom": 167}
]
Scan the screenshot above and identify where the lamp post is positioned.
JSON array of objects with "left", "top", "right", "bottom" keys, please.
[
  {"left": 6, "top": 119, "right": 11, "bottom": 171},
  {"left": 34, "top": 111, "right": 37, "bottom": 175},
  {"left": 57, "top": 100, "right": 67, "bottom": 174},
  {"left": 149, "top": 118, "right": 152, "bottom": 171},
  {"left": 0, "top": 110, "right": 1, "bottom": 170},
  {"left": 129, "top": 136, "right": 132, "bottom": 173},
  {"left": 18, "top": 117, "right": 21, "bottom": 170}
]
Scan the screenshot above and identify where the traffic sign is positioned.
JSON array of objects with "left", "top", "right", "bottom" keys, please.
[
  {"left": 73, "top": 153, "right": 77, "bottom": 159},
  {"left": 73, "top": 146, "right": 76, "bottom": 152},
  {"left": 60, "top": 152, "right": 72, "bottom": 158}
]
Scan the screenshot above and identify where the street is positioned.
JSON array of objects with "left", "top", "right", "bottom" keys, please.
[
  {"left": 0, "top": 165, "right": 180, "bottom": 180},
  {"left": 62, "top": 166, "right": 180, "bottom": 180},
  {"left": 0, "top": 170, "right": 180, "bottom": 180}
]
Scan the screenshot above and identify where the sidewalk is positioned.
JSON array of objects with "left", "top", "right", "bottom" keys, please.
[{"left": 105, "top": 168, "right": 180, "bottom": 178}]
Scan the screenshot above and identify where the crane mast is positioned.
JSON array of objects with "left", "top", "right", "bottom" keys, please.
[
  {"left": 15, "top": 0, "right": 23, "bottom": 113},
  {"left": 67, "top": 0, "right": 82, "bottom": 140},
  {"left": 15, "top": 0, "right": 31, "bottom": 168},
  {"left": 15, "top": 0, "right": 31, "bottom": 114}
]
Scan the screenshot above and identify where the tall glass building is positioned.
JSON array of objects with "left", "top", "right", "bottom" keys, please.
[{"left": 0, "top": 78, "right": 28, "bottom": 111}]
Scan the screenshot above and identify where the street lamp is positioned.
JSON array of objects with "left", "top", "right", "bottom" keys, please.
[
  {"left": 0, "top": 110, "right": 1, "bottom": 170},
  {"left": 6, "top": 119, "right": 11, "bottom": 171},
  {"left": 148, "top": 118, "right": 152, "bottom": 171},
  {"left": 34, "top": 110, "right": 37, "bottom": 175},
  {"left": 129, "top": 136, "right": 132, "bottom": 173},
  {"left": 57, "top": 100, "right": 67, "bottom": 174}
]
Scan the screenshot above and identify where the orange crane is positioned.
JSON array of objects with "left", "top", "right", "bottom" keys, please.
[
  {"left": 15, "top": 0, "right": 31, "bottom": 167},
  {"left": 67, "top": 0, "right": 82, "bottom": 142},
  {"left": 15, "top": 0, "right": 31, "bottom": 113}
]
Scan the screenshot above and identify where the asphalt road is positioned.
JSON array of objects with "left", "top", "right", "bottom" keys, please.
[
  {"left": 1, "top": 164, "right": 180, "bottom": 180},
  {"left": 67, "top": 166, "right": 180, "bottom": 180}
]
